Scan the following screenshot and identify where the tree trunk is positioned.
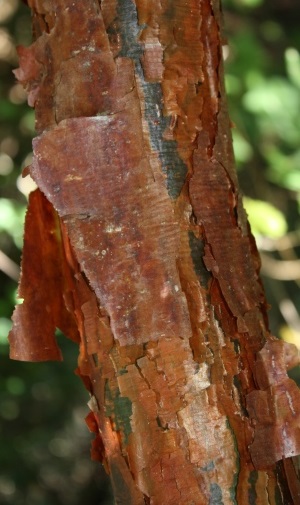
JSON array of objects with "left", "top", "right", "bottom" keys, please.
[{"left": 9, "top": 1, "right": 300, "bottom": 503}]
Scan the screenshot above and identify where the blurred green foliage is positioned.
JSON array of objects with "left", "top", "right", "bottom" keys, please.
[
  {"left": 223, "top": 0, "right": 300, "bottom": 353},
  {"left": 0, "top": 0, "right": 299, "bottom": 503},
  {"left": 243, "top": 197, "right": 288, "bottom": 239}
]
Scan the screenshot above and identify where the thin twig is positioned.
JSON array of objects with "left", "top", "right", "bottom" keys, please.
[{"left": 0, "top": 250, "right": 20, "bottom": 282}]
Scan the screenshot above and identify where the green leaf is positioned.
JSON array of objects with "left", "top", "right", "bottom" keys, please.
[
  {"left": 0, "top": 198, "right": 25, "bottom": 247},
  {"left": 285, "top": 47, "right": 300, "bottom": 89},
  {"left": 243, "top": 197, "right": 288, "bottom": 238},
  {"left": 0, "top": 317, "right": 12, "bottom": 344},
  {"left": 232, "top": 129, "right": 253, "bottom": 164},
  {"left": 240, "top": 0, "right": 263, "bottom": 7}
]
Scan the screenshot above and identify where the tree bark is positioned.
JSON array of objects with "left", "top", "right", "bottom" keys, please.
[{"left": 9, "top": 1, "right": 300, "bottom": 503}]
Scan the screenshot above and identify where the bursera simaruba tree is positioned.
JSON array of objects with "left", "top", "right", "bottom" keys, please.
[{"left": 9, "top": 1, "right": 300, "bottom": 503}]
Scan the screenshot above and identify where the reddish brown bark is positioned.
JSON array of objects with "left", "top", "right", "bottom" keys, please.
[{"left": 9, "top": 1, "right": 300, "bottom": 503}]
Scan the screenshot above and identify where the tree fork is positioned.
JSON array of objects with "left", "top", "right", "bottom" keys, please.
[{"left": 9, "top": 1, "right": 300, "bottom": 503}]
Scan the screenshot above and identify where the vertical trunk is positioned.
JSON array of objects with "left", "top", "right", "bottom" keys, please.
[{"left": 9, "top": 1, "right": 300, "bottom": 503}]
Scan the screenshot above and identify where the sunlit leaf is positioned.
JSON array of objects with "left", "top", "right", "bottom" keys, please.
[
  {"left": 244, "top": 197, "right": 288, "bottom": 239},
  {"left": 0, "top": 198, "right": 25, "bottom": 247},
  {"left": 280, "top": 325, "right": 300, "bottom": 352},
  {"left": 0, "top": 317, "right": 12, "bottom": 343},
  {"left": 232, "top": 129, "right": 253, "bottom": 164},
  {"left": 285, "top": 47, "right": 300, "bottom": 89},
  {"left": 243, "top": 78, "right": 299, "bottom": 116},
  {"left": 240, "top": 0, "right": 263, "bottom": 7}
]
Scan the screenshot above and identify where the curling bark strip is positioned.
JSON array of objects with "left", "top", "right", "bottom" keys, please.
[{"left": 9, "top": 1, "right": 300, "bottom": 503}]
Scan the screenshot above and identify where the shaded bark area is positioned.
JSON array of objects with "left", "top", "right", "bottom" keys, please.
[{"left": 9, "top": 1, "right": 300, "bottom": 503}]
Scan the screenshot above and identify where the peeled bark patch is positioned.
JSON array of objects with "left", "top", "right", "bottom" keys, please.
[
  {"left": 9, "top": 189, "right": 79, "bottom": 361},
  {"left": 30, "top": 115, "right": 192, "bottom": 346}
]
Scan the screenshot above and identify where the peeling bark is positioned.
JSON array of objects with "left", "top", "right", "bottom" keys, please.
[{"left": 9, "top": 1, "right": 300, "bottom": 503}]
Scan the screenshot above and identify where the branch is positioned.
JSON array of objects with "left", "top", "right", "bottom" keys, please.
[{"left": 0, "top": 250, "right": 20, "bottom": 282}]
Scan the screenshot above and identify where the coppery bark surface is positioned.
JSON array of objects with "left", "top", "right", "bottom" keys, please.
[{"left": 9, "top": 1, "right": 300, "bottom": 503}]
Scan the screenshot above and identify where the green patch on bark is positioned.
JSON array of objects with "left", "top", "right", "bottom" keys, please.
[
  {"left": 118, "top": 367, "right": 128, "bottom": 376},
  {"left": 105, "top": 381, "right": 132, "bottom": 445},
  {"left": 202, "top": 460, "right": 215, "bottom": 472},
  {"left": 248, "top": 470, "right": 258, "bottom": 505},
  {"left": 209, "top": 483, "right": 224, "bottom": 505},
  {"left": 117, "top": 0, "right": 187, "bottom": 200}
]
